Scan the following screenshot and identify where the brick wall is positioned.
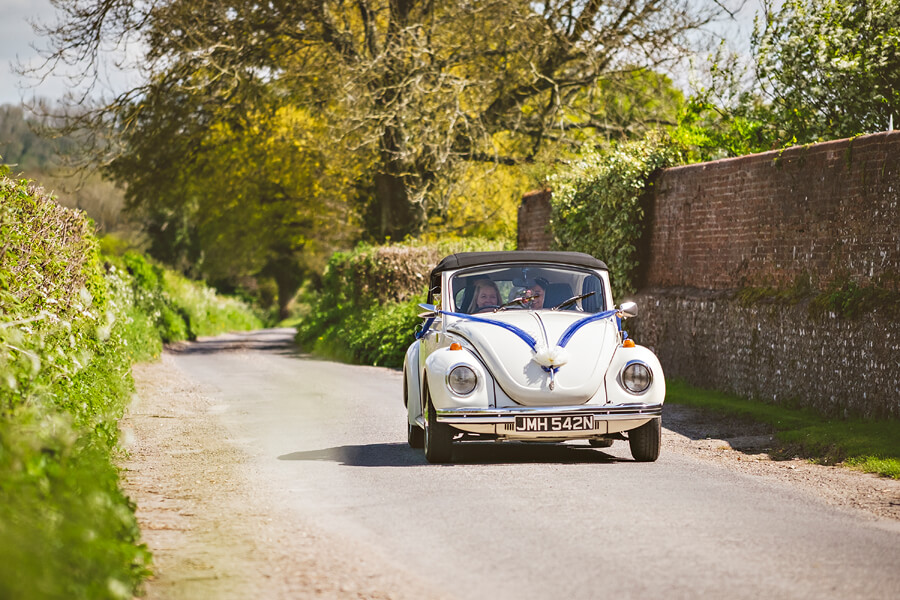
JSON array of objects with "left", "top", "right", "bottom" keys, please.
[
  {"left": 517, "top": 189, "right": 553, "bottom": 251},
  {"left": 517, "top": 131, "right": 900, "bottom": 418},
  {"left": 642, "top": 131, "right": 900, "bottom": 291}
]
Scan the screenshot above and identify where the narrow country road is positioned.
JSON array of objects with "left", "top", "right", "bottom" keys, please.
[{"left": 122, "top": 329, "right": 900, "bottom": 600}]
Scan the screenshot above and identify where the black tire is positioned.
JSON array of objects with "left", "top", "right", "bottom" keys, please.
[
  {"left": 423, "top": 385, "right": 453, "bottom": 463},
  {"left": 408, "top": 421, "right": 424, "bottom": 448},
  {"left": 629, "top": 418, "right": 661, "bottom": 462},
  {"left": 589, "top": 438, "right": 614, "bottom": 448}
]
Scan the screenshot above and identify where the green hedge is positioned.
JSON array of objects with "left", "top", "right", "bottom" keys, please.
[
  {"left": 548, "top": 132, "right": 682, "bottom": 297},
  {"left": 0, "top": 171, "right": 261, "bottom": 599},
  {"left": 297, "top": 238, "right": 507, "bottom": 368},
  {"left": 113, "top": 250, "right": 263, "bottom": 342}
]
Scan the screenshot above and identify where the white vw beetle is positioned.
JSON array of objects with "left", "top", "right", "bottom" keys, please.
[{"left": 403, "top": 251, "right": 665, "bottom": 463}]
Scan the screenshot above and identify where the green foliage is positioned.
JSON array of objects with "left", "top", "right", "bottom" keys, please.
[
  {"left": 1, "top": 174, "right": 261, "bottom": 598},
  {"left": 670, "top": 94, "right": 778, "bottom": 161},
  {"left": 0, "top": 405, "right": 151, "bottom": 600},
  {"left": 296, "top": 238, "right": 505, "bottom": 368},
  {"left": 304, "top": 295, "right": 424, "bottom": 369},
  {"left": 735, "top": 275, "right": 899, "bottom": 321},
  {"left": 808, "top": 279, "right": 900, "bottom": 320},
  {"left": 109, "top": 98, "right": 362, "bottom": 316},
  {"left": 118, "top": 251, "right": 190, "bottom": 342},
  {"left": 110, "top": 251, "right": 263, "bottom": 343},
  {"left": 547, "top": 132, "right": 682, "bottom": 298},
  {"left": 346, "top": 298, "right": 424, "bottom": 368},
  {"left": 666, "top": 380, "right": 900, "bottom": 479},
  {"left": 1, "top": 177, "right": 152, "bottom": 598},
  {"left": 753, "top": 0, "right": 900, "bottom": 142},
  {"left": 160, "top": 270, "right": 264, "bottom": 338}
]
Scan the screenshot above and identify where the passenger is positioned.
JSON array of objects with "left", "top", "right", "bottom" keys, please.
[
  {"left": 468, "top": 278, "right": 501, "bottom": 313},
  {"left": 523, "top": 277, "right": 548, "bottom": 310}
]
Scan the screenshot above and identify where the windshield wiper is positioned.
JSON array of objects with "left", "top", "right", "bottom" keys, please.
[
  {"left": 552, "top": 291, "right": 596, "bottom": 311},
  {"left": 494, "top": 297, "right": 529, "bottom": 312}
]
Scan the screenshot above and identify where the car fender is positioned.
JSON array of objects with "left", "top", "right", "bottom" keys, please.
[
  {"left": 604, "top": 344, "right": 666, "bottom": 406},
  {"left": 404, "top": 341, "right": 422, "bottom": 425},
  {"left": 423, "top": 346, "right": 493, "bottom": 411}
]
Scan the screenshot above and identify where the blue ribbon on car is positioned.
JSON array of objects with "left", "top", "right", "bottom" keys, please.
[
  {"left": 415, "top": 317, "right": 436, "bottom": 340},
  {"left": 421, "top": 309, "right": 621, "bottom": 355}
]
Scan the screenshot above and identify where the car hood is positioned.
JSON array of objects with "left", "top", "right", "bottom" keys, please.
[{"left": 446, "top": 311, "right": 617, "bottom": 406}]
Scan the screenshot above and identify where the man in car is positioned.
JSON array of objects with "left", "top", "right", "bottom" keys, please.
[{"left": 523, "top": 277, "right": 547, "bottom": 310}]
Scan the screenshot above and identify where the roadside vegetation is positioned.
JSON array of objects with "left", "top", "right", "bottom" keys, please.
[
  {"left": 667, "top": 381, "right": 900, "bottom": 479},
  {"left": 0, "top": 169, "right": 261, "bottom": 599},
  {"left": 296, "top": 238, "right": 507, "bottom": 368}
]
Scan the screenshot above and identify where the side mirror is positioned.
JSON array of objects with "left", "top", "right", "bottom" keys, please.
[
  {"left": 617, "top": 301, "right": 638, "bottom": 319},
  {"left": 418, "top": 303, "right": 437, "bottom": 319}
]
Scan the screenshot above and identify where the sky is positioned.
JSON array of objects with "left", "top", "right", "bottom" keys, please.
[
  {"left": 1, "top": 0, "right": 63, "bottom": 105},
  {"left": 0, "top": 0, "right": 142, "bottom": 106},
  {"left": 0, "top": 0, "right": 766, "bottom": 108}
]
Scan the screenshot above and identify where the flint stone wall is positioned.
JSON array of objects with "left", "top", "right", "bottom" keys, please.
[
  {"left": 518, "top": 131, "right": 900, "bottom": 418},
  {"left": 627, "top": 290, "right": 900, "bottom": 419}
]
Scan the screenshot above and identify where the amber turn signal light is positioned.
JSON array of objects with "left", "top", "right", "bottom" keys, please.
[
  {"left": 622, "top": 339, "right": 636, "bottom": 348},
  {"left": 450, "top": 342, "right": 463, "bottom": 351}
]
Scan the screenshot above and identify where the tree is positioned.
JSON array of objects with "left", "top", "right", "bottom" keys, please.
[
  {"left": 30, "top": 0, "right": 726, "bottom": 241},
  {"left": 753, "top": 0, "right": 900, "bottom": 142},
  {"left": 106, "top": 83, "right": 363, "bottom": 317}
]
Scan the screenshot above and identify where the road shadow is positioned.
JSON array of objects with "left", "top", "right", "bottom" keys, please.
[
  {"left": 167, "top": 328, "right": 303, "bottom": 356},
  {"left": 662, "top": 404, "right": 781, "bottom": 457},
  {"left": 278, "top": 441, "right": 628, "bottom": 467}
]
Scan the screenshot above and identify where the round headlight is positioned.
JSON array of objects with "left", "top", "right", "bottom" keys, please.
[
  {"left": 447, "top": 365, "right": 477, "bottom": 396},
  {"left": 621, "top": 361, "right": 652, "bottom": 394}
]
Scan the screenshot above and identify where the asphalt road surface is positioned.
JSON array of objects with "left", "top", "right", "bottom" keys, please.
[{"left": 137, "top": 328, "right": 900, "bottom": 599}]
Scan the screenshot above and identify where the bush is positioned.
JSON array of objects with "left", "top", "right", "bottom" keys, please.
[
  {"left": 1, "top": 171, "right": 261, "bottom": 598},
  {"left": 297, "top": 238, "right": 506, "bottom": 368},
  {"left": 548, "top": 132, "right": 682, "bottom": 297},
  {"left": 113, "top": 250, "right": 263, "bottom": 342},
  {"left": 1, "top": 174, "right": 151, "bottom": 599}
]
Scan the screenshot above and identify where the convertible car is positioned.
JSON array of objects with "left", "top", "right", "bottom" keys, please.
[{"left": 403, "top": 251, "right": 665, "bottom": 463}]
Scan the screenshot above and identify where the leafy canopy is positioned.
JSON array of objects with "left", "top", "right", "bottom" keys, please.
[
  {"left": 32, "top": 0, "right": 725, "bottom": 241},
  {"left": 753, "top": 0, "right": 900, "bottom": 142}
]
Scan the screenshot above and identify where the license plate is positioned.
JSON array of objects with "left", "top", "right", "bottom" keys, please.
[{"left": 514, "top": 415, "right": 594, "bottom": 432}]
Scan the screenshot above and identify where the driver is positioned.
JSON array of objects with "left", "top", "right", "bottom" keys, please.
[{"left": 468, "top": 278, "right": 501, "bottom": 313}]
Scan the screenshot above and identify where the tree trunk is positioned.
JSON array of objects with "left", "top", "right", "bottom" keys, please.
[
  {"left": 373, "top": 171, "right": 425, "bottom": 241},
  {"left": 261, "top": 250, "right": 306, "bottom": 321},
  {"left": 372, "top": 124, "right": 427, "bottom": 240}
]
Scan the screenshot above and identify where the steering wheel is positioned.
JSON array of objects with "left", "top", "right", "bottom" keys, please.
[{"left": 474, "top": 305, "right": 501, "bottom": 313}]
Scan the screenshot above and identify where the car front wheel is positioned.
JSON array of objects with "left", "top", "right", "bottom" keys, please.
[
  {"left": 423, "top": 384, "right": 452, "bottom": 463},
  {"left": 628, "top": 418, "right": 661, "bottom": 462}
]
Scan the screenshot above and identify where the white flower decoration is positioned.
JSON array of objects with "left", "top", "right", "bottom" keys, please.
[{"left": 532, "top": 344, "right": 570, "bottom": 369}]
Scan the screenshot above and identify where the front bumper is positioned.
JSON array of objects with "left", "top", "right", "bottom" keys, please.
[
  {"left": 436, "top": 402, "right": 662, "bottom": 424},
  {"left": 435, "top": 403, "right": 662, "bottom": 439}
]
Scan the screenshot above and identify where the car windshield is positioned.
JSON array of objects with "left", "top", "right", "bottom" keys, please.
[{"left": 449, "top": 264, "right": 607, "bottom": 314}]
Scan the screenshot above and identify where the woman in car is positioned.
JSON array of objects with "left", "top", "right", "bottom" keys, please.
[{"left": 467, "top": 278, "right": 501, "bottom": 313}]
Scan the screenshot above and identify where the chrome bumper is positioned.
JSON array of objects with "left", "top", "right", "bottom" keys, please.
[{"left": 436, "top": 403, "right": 662, "bottom": 425}]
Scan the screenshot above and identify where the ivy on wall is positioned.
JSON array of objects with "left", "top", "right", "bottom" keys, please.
[{"left": 547, "top": 132, "right": 682, "bottom": 298}]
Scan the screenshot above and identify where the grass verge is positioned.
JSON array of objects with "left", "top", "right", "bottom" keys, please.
[{"left": 666, "top": 380, "right": 900, "bottom": 479}]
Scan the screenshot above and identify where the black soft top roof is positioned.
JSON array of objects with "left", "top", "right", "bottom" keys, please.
[{"left": 430, "top": 251, "right": 608, "bottom": 280}]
